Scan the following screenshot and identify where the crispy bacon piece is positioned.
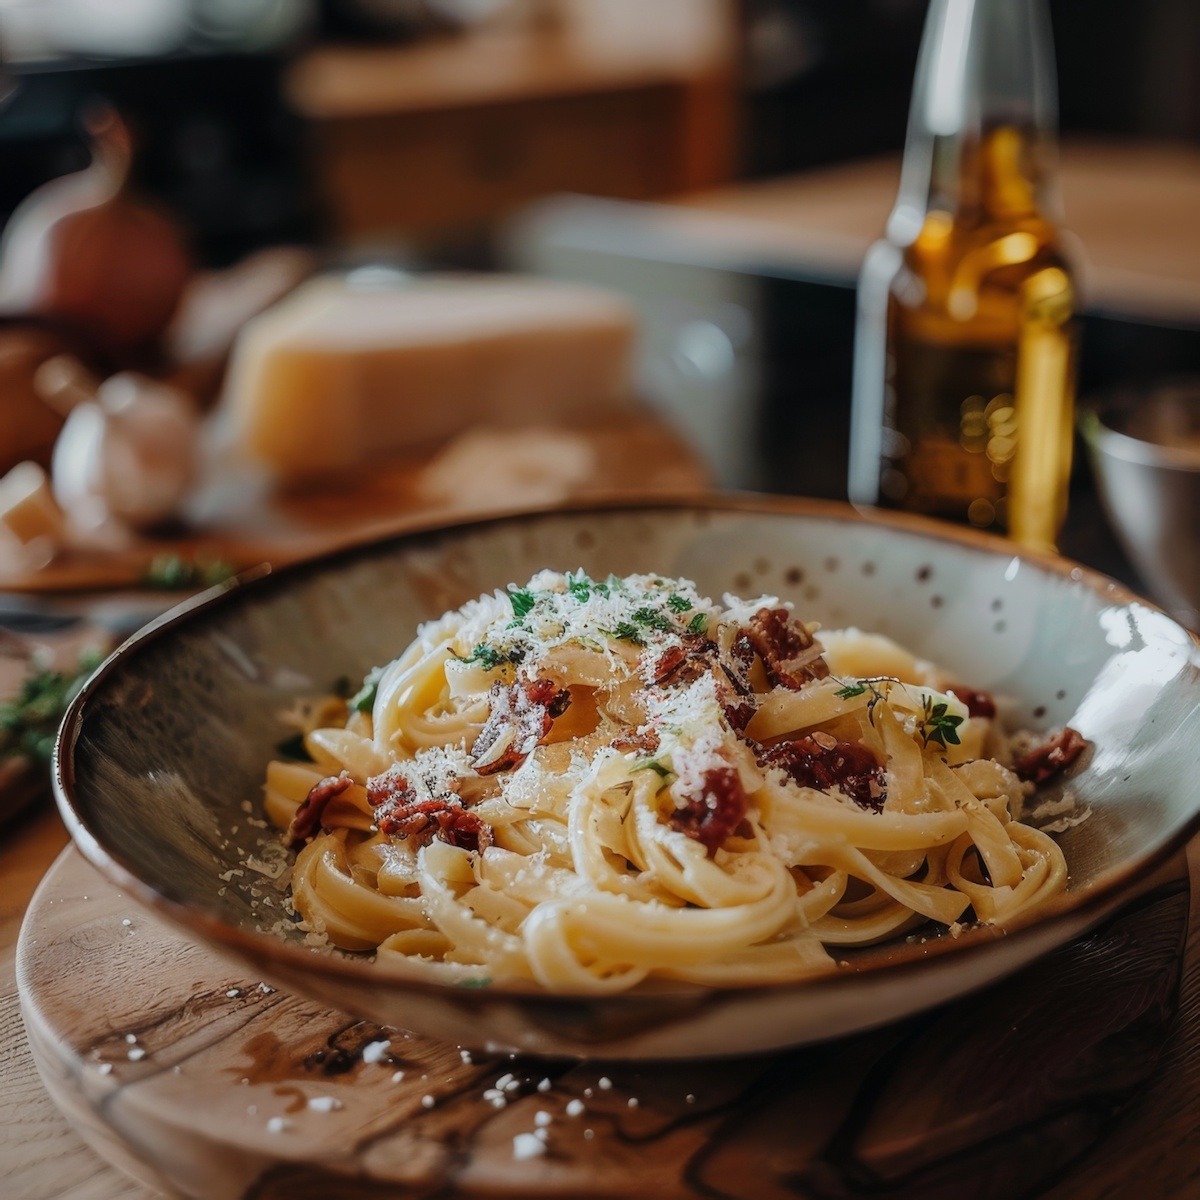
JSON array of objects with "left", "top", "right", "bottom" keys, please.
[
  {"left": 382, "top": 797, "right": 491, "bottom": 852},
  {"left": 724, "top": 632, "right": 755, "bottom": 695},
  {"left": 367, "top": 769, "right": 491, "bottom": 852},
  {"left": 742, "top": 607, "right": 829, "bottom": 691},
  {"left": 471, "top": 677, "right": 570, "bottom": 775},
  {"left": 367, "top": 767, "right": 416, "bottom": 812},
  {"left": 953, "top": 686, "right": 997, "bottom": 719},
  {"left": 1015, "top": 726, "right": 1088, "bottom": 785},
  {"left": 722, "top": 697, "right": 758, "bottom": 733},
  {"left": 648, "top": 634, "right": 714, "bottom": 687},
  {"left": 612, "top": 727, "right": 661, "bottom": 755},
  {"left": 287, "top": 771, "right": 352, "bottom": 845},
  {"left": 670, "top": 765, "right": 749, "bottom": 856},
  {"left": 646, "top": 633, "right": 759, "bottom": 731},
  {"left": 761, "top": 733, "right": 886, "bottom": 812}
]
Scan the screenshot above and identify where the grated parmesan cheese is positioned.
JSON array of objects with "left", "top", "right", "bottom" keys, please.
[{"left": 512, "top": 1132, "right": 547, "bottom": 1160}]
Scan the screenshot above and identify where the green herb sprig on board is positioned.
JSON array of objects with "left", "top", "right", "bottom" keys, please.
[{"left": 0, "top": 649, "right": 105, "bottom": 765}]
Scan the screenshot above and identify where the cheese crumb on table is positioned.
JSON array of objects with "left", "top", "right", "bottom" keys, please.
[
  {"left": 361, "top": 1039, "right": 391, "bottom": 1064},
  {"left": 512, "top": 1132, "right": 547, "bottom": 1161}
]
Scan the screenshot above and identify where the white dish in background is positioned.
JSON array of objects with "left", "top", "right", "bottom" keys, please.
[{"left": 1081, "top": 381, "right": 1200, "bottom": 631}]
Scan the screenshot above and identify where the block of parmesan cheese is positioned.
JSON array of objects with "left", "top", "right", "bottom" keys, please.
[
  {"left": 0, "top": 460, "right": 66, "bottom": 579},
  {"left": 219, "top": 272, "right": 637, "bottom": 482},
  {"left": 0, "top": 461, "right": 65, "bottom": 548}
]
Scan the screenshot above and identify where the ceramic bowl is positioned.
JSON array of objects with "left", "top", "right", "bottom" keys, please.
[{"left": 54, "top": 497, "right": 1200, "bottom": 1059}]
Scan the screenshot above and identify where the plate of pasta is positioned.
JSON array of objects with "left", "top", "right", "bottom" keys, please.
[{"left": 55, "top": 498, "right": 1200, "bottom": 1057}]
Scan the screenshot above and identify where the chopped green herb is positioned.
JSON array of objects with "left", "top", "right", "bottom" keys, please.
[
  {"left": 633, "top": 759, "right": 671, "bottom": 779},
  {"left": 0, "top": 648, "right": 105, "bottom": 766},
  {"left": 921, "top": 697, "right": 964, "bottom": 749},
  {"left": 463, "top": 643, "right": 520, "bottom": 672},
  {"left": 666, "top": 594, "right": 691, "bottom": 613},
  {"left": 456, "top": 642, "right": 524, "bottom": 671},
  {"left": 457, "top": 977, "right": 492, "bottom": 988},
  {"left": 567, "top": 572, "right": 593, "bottom": 602},
  {"left": 142, "top": 555, "right": 236, "bottom": 590},
  {"left": 686, "top": 612, "right": 709, "bottom": 635},
  {"left": 508, "top": 588, "right": 536, "bottom": 620},
  {"left": 475, "top": 644, "right": 507, "bottom": 671},
  {"left": 631, "top": 606, "right": 674, "bottom": 633},
  {"left": 607, "top": 621, "right": 645, "bottom": 646},
  {"left": 835, "top": 681, "right": 868, "bottom": 700},
  {"left": 275, "top": 732, "right": 312, "bottom": 761},
  {"left": 351, "top": 665, "right": 385, "bottom": 713}
]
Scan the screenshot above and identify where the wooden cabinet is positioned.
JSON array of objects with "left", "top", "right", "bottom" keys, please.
[
  {"left": 287, "top": 2, "right": 736, "bottom": 240},
  {"left": 307, "top": 86, "right": 702, "bottom": 236}
]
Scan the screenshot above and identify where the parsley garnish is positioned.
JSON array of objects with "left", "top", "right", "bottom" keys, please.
[
  {"left": 686, "top": 612, "right": 708, "bottom": 635},
  {"left": 608, "top": 621, "right": 645, "bottom": 646},
  {"left": 835, "top": 681, "right": 868, "bottom": 700},
  {"left": 508, "top": 588, "right": 536, "bottom": 620},
  {"left": 567, "top": 572, "right": 593, "bottom": 603},
  {"left": 350, "top": 666, "right": 385, "bottom": 713},
  {"left": 667, "top": 594, "right": 691, "bottom": 613},
  {"left": 631, "top": 606, "right": 674, "bottom": 633},
  {"left": 921, "top": 696, "right": 964, "bottom": 749},
  {"left": 456, "top": 643, "right": 524, "bottom": 671},
  {"left": 457, "top": 977, "right": 492, "bottom": 988}
]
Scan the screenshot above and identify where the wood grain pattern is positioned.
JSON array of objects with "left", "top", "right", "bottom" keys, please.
[{"left": 13, "top": 846, "right": 1191, "bottom": 1200}]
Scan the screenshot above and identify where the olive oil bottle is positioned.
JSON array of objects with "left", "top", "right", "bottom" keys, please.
[{"left": 849, "top": 0, "right": 1077, "bottom": 551}]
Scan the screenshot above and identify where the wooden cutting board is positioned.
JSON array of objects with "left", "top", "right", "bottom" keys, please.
[
  {"left": 16, "top": 848, "right": 1189, "bottom": 1200},
  {"left": 5, "top": 413, "right": 707, "bottom": 594}
]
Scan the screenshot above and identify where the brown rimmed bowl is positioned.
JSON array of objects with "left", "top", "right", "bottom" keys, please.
[{"left": 53, "top": 496, "right": 1200, "bottom": 1058}]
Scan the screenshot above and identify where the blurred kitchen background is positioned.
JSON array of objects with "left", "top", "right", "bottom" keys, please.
[{"left": 0, "top": 0, "right": 1198, "bottom": 580}]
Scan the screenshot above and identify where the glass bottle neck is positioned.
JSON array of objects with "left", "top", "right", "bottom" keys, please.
[{"left": 888, "top": 0, "right": 1062, "bottom": 244}]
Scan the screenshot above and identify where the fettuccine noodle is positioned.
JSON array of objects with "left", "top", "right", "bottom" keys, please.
[{"left": 264, "top": 571, "right": 1071, "bottom": 991}]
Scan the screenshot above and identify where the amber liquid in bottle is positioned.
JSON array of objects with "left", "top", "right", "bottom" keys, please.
[
  {"left": 884, "top": 126, "right": 1076, "bottom": 546},
  {"left": 850, "top": 0, "right": 1077, "bottom": 552}
]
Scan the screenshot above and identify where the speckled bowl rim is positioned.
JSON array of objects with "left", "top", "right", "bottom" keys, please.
[{"left": 53, "top": 493, "right": 1200, "bottom": 1008}]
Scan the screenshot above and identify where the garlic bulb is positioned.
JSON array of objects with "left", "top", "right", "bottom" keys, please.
[
  {"left": 50, "top": 370, "right": 199, "bottom": 537},
  {"left": 0, "top": 106, "right": 192, "bottom": 354}
]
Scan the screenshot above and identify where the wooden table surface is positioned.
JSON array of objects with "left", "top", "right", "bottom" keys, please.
[
  {"left": 3, "top": 802, "right": 1200, "bottom": 1199},
  {"left": 672, "top": 140, "right": 1200, "bottom": 326}
]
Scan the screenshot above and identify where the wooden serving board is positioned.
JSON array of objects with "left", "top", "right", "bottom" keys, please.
[
  {"left": 16, "top": 849, "right": 1191, "bottom": 1200},
  {"left": 6, "top": 415, "right": 708, "bottom": 595}
]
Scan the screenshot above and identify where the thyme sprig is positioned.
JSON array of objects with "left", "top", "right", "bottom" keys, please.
[{"left": 920, "top": 694, "right": 965, "bottom": 749}]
